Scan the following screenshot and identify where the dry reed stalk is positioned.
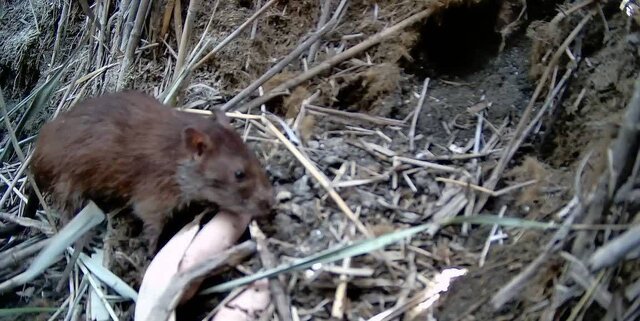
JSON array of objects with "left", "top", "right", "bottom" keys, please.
[
  {"left": 250, "top": 222, "right": 293, "bottom": 321},
  {"left": 118, "top": 0, "right": 152, "bottom": 89},
  {"left": 305, "top": 104, "right": 405, "bottom": 126},
  {"left": 0, "top": 238, "right": 50, "bottom": 270},
  {"left": 160, "top": 0, "right": 176, "bottom": 39},
  {"left": 111, "top": 0, "right": 130, "bottom": 54},
  {"left": 261, "top": 116, "right": 369, "bottom": 234},
  {"left": 435, "top": 177, "right": 537, "bottom": 197},
  {"left": 93, "top": 0, "right": 110, "bottom": 95},
  {"left": 409, "top": 78, "right": 429, "bottom": 152},
  {"left": 49, "top": 0, "right": 70, "bottom": 70},
  {"left": 173, "top": 0, "right": 183, "bottom": 48},
  {"left": 120, "top": 0, "right": 138, "bottom": 52},
  {"left": 331, "top": 217, "right": 357, "bottom": 319},
  {"left": 0, "top": 89, "right": 53, "bottom": 228},
  {"left": 174, "top": 0, "right": 201, "bottom": 80},
  {"left": 308, "top": 0, "right": 334, "bottom": 64}
]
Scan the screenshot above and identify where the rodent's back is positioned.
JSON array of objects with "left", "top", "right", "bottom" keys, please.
[
  {"left": 31, "top": 90, "right": 275, "bottom": 236},
  {"left": 31, "top": 91, "right": 185, "bottom": 211}
]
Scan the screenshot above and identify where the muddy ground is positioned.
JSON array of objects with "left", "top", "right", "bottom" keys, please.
[{"left": 0, "top": 0, "right": 638, "bottom": 320}]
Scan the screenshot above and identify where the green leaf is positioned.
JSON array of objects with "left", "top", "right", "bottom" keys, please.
[
  {"left": 200, "top": 213, "right": 620, "bottom": 295},
  {"left": 0, "top": 307, "right": 57, "bottom": 317},
  {"left": 200, "top": 222, "right": 436, "bottom": 294},
  {"left": 442, "top": 214, "right": 556, "bottom": 229}
]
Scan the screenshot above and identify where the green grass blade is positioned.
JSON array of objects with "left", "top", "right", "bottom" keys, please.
[
  {"left": 442, "top": 214, "right": 556, "bottom": 229},
  {"left": 0, "top": 307, "right": 58, "bottom": 317},
  {"left": 200, "top": 213, "right": 599, "bottom": 295},
  {"left": 200, "top": 222, "right": 436, "bottom": 294}
]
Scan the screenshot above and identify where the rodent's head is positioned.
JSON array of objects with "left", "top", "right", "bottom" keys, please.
[{"left": 177, "top": 111, "right": 275, "bottom": 217}]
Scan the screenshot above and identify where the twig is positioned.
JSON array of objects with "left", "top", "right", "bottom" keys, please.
[
  {"left": 121, "top": 0, "right": 138, "bottom": 52},
  {"left": 28, "top": 0, "right": 41, "bottom": 34},
  {"left": 565, "top": 270, "right": 606, "bottom": 321},
  {"left": 230, "top": 6, "right": 435, "bottom": 112},
  {"left": 76, "top": 259, "right": 119, "bottom": 321},
  {"left": 331, "top": 254, "right": 351, "bottom": 318},
  {"left": 0, "top": 238, "right": 49, "bottom": 270},
  {"left": 423, "top": 152, "right": 493, "bottom": 161},
  {"left": 250, "top": 222, "right": 292, "bottom": 321},
  {"left": 479, "top": 206, "right": 507, "bottom": 267},
  {"left": 0, "top": 202, "right": 105, "bottom": 294},
  {"left": 394, "top": 156, "right": 466, "bottom": 175},
  {"left": 249, "top": 0, "right": 263, "bottom": 41},
  {"left": 331, "top": 210, "right": 357, "bottom": 319},
  {"left": 220, "top": 0, "right": 348, "bottom": 111},
  {"left": 409, "top": 78, "right": 429, "bottom": 152},
  {"left": 0, "top": 211, "right": 50, "bottom": 233},
  {"left": 92, "top": 0, "right": 110, "bottom": 94},
  {"left": 435, "top": 177, "right": 537, "bottom": 197},
  {"left": 560, "top": 251, "right": 611, "bottom": 308},
  {"left": 588, "top": 224, "right": 640, "bottom": 271},
  {"left": 0, "top": 157, "right": 30, "bottom": 211},
  {"left": 308, "top": 0, "right": 334, "bottom": 64},
  {"left": 306, "top": 104, "right": 405, "bottom": 126}
]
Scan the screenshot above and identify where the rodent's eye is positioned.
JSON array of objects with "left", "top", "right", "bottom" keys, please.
[{"left": 234, "top": 170, "right": 246, "bottom": 181}]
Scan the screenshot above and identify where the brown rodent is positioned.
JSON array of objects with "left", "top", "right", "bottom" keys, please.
[{"left": 26, "top": 90, "right": 275, "bottom": 252}]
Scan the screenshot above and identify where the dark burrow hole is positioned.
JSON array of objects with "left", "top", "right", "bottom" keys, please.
[
  {"left": 402, "top": 0, "right": 503, "bottom": 78},
  {"left": 526, "top": 0, "right": 568, "bottom": 20},
  {"left": 334, "top": 79, "right": 369, "bottom": 111},
  {"left": 238, "top": 0, "right": 253, "bottom": 9}
]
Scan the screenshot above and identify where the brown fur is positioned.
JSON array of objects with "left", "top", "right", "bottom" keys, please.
[{"left": 29, "top": 91, "right": 274, "bottom": 252}]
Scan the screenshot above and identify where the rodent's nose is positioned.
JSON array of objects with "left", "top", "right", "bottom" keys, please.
[
  {"left": 258, "top": 199, "right": 272, "bottom": 212},
  {"left": 258, "top": 195, "right": 275, "bottom": 213}
]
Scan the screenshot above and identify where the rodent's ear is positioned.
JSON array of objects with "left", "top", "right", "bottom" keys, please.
[
  {"left": 212, "top": 109, "right": 231, "bottom": 128},
  {"left": 183, "top": 127, "right": 211, "bottom": 157}
]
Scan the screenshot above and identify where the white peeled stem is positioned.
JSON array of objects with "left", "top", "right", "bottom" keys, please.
[
  {"left": 135, "top": 217, "right": 201, "bottom": 321},
  {"left": 211, "top": 279, "right": 271, "bottom": 321},
  {"left": 589, "top": 224, "right": 640, "bottom": 271},
  {"left": 0, "top": 201, "right": 105, "bottom": 293},
  {"left": 136, "top": 211, "right": 254, "bottom": 321},
  {"left": 179, "top": 211, "right": 252, "bottom": 271}
]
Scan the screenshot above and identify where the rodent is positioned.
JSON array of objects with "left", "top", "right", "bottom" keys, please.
[{"left": 25, "top": 90, "right": 275, "bottom": 253}]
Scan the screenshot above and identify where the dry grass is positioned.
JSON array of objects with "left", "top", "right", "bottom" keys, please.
[{"left": 0, "top": 0, "right": 639, "bottom": 320}]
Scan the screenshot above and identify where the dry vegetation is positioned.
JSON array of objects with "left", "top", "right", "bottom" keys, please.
[{"left": 1, "top": 0, "right": 640, "bottom": 320}]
